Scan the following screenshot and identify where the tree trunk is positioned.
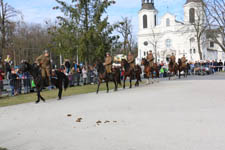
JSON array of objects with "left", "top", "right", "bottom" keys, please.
[{"left": 197, "top": 37, "right": 203, "bottom": 60}]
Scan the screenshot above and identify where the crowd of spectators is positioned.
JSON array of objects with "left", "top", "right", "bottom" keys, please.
[{"left": 158, "top": 60, "right": 225, "bottom": 77}]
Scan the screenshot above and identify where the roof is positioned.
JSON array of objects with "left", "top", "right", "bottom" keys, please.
[
  {"left": 185, "top": 0, "right": 203, "bottom": 4},
  {"left": 141, "top": 3, "right": 155, "bottom": 10}
]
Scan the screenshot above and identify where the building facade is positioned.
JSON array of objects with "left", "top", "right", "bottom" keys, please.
[{"left": 137, "top": 0, "right": 225, "bottom": 64}]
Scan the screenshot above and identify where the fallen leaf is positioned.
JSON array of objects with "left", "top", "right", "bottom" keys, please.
[
  {"left": 104, "top": 120, "right": 110, "bottom": 123},
  {"left": 76, "top": 118, "right": 82, "bottom": 122},
  {"left": 96, "top": 120, "right": 102, "bottom": 125}
]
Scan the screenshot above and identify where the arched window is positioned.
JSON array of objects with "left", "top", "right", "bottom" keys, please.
[
  {"left": 143, "top": 15, "right": 148, "bottom": 28},
  {"left": 154, "top": 14, "right": 157, "bottom": 26},
  {"left": 166, "top": 18, "right": 170, "bottom": 27},
  {"left": 189, "top": 8, "right": 195, "bottom": 23},
  {"left": 166, "top": 39, "right": 172, "bottom": 48}
]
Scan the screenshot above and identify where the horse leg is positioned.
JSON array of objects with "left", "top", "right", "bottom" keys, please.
[
  {"left": 129, "top": 77, "right": 132, "bottom": 88},
  {"left": 123, "top": 76, "right": 126, "bottom": 89},
  {"left": 58, "top": 88, "right": 62, "bottom": 100},
  {"left": 106, "top": 81, "right": 109, "bottom": 93},
  {"left": 179, "top": 70, "right": 181, "bottom": 79},
  {"left": 114, "top": 80, "right": 117, "bottom": 91},
  {"left": 151, "top": 71, "right": 154, "bottom": 84},
  {"left": 96, "top": 80, "right": 101, "bottom": 94},
  {"left": 36, "top": 90, "right": 40, "bottom": 104}
]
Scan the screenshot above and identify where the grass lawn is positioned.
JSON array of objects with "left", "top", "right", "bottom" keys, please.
[
  {"left": 0, "top": 81, "right": 142, "bottom": 107},
  {"left": 0, "top": 148, "right": 8, "bottom": 150}
]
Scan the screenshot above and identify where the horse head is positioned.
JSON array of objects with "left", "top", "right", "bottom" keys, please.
[
  {"left": 121, "top": 59, "right": 130, "bottom": 71},
  {"left": 96, "top": 62, "right": 105, "bottom": 74},
  {"left": 141, "top": 58, "right": 148, "bottom": 66},
  {"left": 20, "top": 61, "right": 31, "bottom": 73},
  {"left": 178, "top": 58, "right": 182, "bottom": 66}
]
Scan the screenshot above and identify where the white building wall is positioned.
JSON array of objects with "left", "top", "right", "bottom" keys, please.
[{"left": 137, "top": 1, "right": 222, "bottom": 64}]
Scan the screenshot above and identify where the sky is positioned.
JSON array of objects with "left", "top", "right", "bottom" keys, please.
[{"left": 6, "top": 0, "right": 187, "bottom": 38}]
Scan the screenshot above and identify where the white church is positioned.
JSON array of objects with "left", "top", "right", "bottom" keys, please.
[{"left": 137, "top": 0, "right": 225, "bottom": 63}]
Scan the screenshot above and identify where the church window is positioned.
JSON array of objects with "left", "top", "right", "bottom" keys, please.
[
  {"left": 144, "top": 41, "right": 148, "bottom": 46},
  {"left": 193, "top": 49, "right": 196, "bottom": 54},
  {"left": 189, "top": 8, "right": 195, "bottom": 23},
  {"left": 166, "top": 18, "right": 170, "bottom": 27},
  {"left": 190, "top": 49, "right": 192, "bottom": 54},
  {"left": 210, "top": 41, "right": 214, "bottom": 48},
  {"left": 144, "top": 52, "right": 146, "bottom": 56},
  {"left": 166, "top": 39, "right": 172, "bottom": 48},
  {"left": 154, "top": 15, "right": 157, "bottom": 26},
  {"left": 143, "top": 15, "right": 148, "bottom": 28}
]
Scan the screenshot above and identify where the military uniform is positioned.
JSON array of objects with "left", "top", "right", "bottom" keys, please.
[
  {"left": 147, "top": 52, "right": 154, "bottom": 67},
  {"left": 181, "top": 56, "right": 187, "bottom": 64},
  {"left": 127, "top": 53, "right": 135, "bottom": 71},
  {"left": 36, "top": 54, "right": 51, "bottom": 85},
  {"left": 170, "top": 55, "right": 176, "bottom": 68},
  {"left": 104, "top": 55, "right": 112, "bottom": 73},
  {"left": 181, "top": 56, "right": 187, "bottom": 68}
]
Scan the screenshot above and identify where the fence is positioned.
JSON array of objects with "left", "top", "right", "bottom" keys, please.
[{"left": 0, "top": 72, "right": 98, "bottom": 97}]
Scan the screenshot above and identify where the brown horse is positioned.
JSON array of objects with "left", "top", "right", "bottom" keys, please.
[
  {"left": 178, "top": 58, "right": 188, "bottom": 79},
  {"left": 96, "top": 62, "right": 121, "bottom": 94},
  {"left": 121, "top": 59, "right": 142, "bottom": 89},
  {"left": 141, "top": 58, "right": 159, "bottom": 84},
  {"left": 168, "top": 61, "right": 178, "bottom": 80}
]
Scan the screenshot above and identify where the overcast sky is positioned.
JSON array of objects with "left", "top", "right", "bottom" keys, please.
[{"left": 6, "top": 0, "right": 187, "bottom": 37}]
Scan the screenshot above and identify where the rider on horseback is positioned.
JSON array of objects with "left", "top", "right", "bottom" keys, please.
[
  {"left": 127, "top": 52, "right": 135, "bottom": 72},
  {"left": 36, "top": 50, "right": 52, "bottom": 86},
  {"left": 147, "top": 50, "right": 154, "bottom": 67},
  {"left": 103, "top": 52, "right": 112, "bottom": 75},
  {"left": 170, "top": 53, "right": 176, "bottom": 68}
]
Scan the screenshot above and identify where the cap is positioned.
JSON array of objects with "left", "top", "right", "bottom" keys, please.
[{"left": 44, "top": 50, "right": 49, "bottom": 54}]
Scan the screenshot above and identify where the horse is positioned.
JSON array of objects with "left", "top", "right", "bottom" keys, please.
[
  {"left": 121, "top": 59, "right": 142, "bottom": 89},
  {"left": 96, "top": 62, "right": 121, "bottom": 94},
  {"left": 20, "top": 61, "right": 69, "bottom": 103},
  {"left": 168, "top": 61, "right": 178, "bottom": 80},
  {"left": 141, "top": 58, "right": 159, "bottom": 84},
  {"left": 178, "top": 59, "right": 188, "bottom": 78}
]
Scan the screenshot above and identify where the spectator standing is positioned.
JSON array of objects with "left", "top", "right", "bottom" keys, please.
[
  {"left": 76, "top": 63, "right": 81, "bottom": 86},
  {"left": 4, "top": 54, "right": 13, "bottom": 80},
  {"left": 0, "top": 66, "right": 5, "bottom": 97},
  {"left": 64, "top": 59, "right": 71, "bottom": 75},
  {"left": 224, "top": 61, "right": 225, "bottom": 71},
  {"left": 82, "top": 66, "right": 87, "bottom": 85},
  {"left": 9, "top": 69, "right": 19, "bottom": 96},
  {"left": 218, "top": 60, "right": 223, "bottom": 72}
]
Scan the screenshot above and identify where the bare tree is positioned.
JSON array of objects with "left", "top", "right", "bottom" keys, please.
[
  {"left": 116, "top": 17, "right": 135, "bottom": 55},
  {"left": 147, "top": 27, "right": 162, "bottom": 63},
  {"left": 190, "top": 4, "right": 208, "bottom": 60},
  {"left": 0, "top": 0, "right": 20, "bottom": 57},
  {"left": 205, "top": 0, "right": 225, "bottom": 52}
]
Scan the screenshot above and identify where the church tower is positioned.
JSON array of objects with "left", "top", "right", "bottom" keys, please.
[
  {"left": 138, "top": 0, "right": 158, "bottom": 31},
  {"left": 184, "top": 0, "right": 205, "bottom": 24}
]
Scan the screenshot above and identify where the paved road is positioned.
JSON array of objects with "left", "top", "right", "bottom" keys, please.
[{"left": 0, "top": 73, "right": 225, "bottom": 150}]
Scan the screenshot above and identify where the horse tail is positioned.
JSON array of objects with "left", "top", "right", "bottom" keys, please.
[{"left": 63, "top": 73, "right": 69, "bottom": 90}]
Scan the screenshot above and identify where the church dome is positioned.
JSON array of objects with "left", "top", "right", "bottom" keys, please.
[{"left": 185, "top": 0, "right": 203, "bottom": 4}]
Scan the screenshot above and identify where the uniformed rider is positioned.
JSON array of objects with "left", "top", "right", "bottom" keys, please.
[
  {"left": 36, "top": 50, "right": 51, "bottom": 86},
  {"left": 147, "top": 50, "right": 154, "bottom": 67},
  {"left": 170, "top": 53, "right": 176, "bottom": 68},
  {"left": 181, "top": 55, "right": 187, "bottom": 64},
  {"left": 127, "top": 52, "right": 135, "bottom": 71},
  {"left": 103, "top": 52, "right": 112, "bottom": 74}
]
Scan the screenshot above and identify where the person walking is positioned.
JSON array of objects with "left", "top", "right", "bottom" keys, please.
[{"left": 0, "top": 66, "right": 5, "bottom": 97}]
